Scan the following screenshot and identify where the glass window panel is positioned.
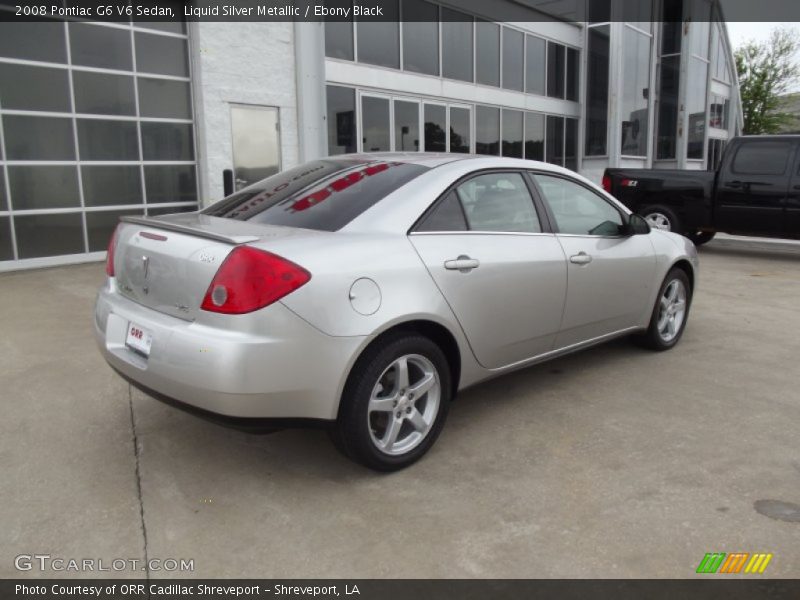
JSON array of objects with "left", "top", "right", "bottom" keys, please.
[
  {"left": 82, "top": 166, "right": 143, "bottom": 207},
  {"left": 476, "top": 20, "right": 500, "bottom": 86},
  {"left": 588, "top": 0, "right": 611, "bottom": 22},
  {"left": 416, "top": 191, "right": 468, "bottom": 232},
  {"left": 442, "top": 9, "right": 473, "bottom": 82},
  {"left": 456, "top": 172, "right": 540, "bottom": 233},
  {"left": 475, "top": 106, "right": 499, "bottom": 156},
  {"left": 732, "top": 142, "right": 791, "bottom": 176},
  {"left": 138, "top": 78, "right": 191, "bottom": 119},
  {"left": 145, "top": 165, "right": 198, "bottom": 203},
  {"left": 394, "top": 101, "right": 420, "bottom": 152},
  {"left": 623, "top": 0, "right": 653, "bottom": 32},
  {"left": 620, "top": 28, "right": 651, "bottom": 157},
  {"left": 8, "top": 166, "right": 80, "bottom": 210},
  {"left": 0, "top": 64, "right": 70, "bottom": 112},
  {"left": 502, "top": 27, "right": 524, "bottom": 91},
  {"left": 585, "top": 25, "right": 610, "bottom": 156},
  {"left": 0, "top": 20, "right": 66, "bottom": 64},
  {"left": 77, "top": 120, "right": 138, "bottom": 161},
  {"left": 0, "top": 170, "right": 6, "bottom": 209},
  {"left": 403, "top": 0, "right": 438, "bottom": 76},
  {"left": 325, "top": 19, "right": 354, "bottom": 60},
  {"left": 533, "top": 174, "right": 623, "bottom": 236},
  {"left": 565, "top": 118, "right": 578, "bottom": 171},
  {"left": 134, "top": 22, "right": 186, "bottom": 34},
  {"left": 0, "top": 217, "right": 13, "bottom": 262},
  {"left": 502, "top": 109, "right": 523, "bottom": 158},
  {"left": 135, "top": 32, "right": 189, "bottom": 77},
  {"left": 15, "top": 213, "right": 84, "bottom": 259},
  {"left": 525, "top": 35, "right": 546, "bottom": 95},
  {"left": 73, "top": 72, "right": 135, "bottom": 116},
  {"left": 424, "top": 104, "right": 446, "bottom": 152},
  {"left": 524, "top": 112, "right": 545, "bottom": 161},
  {"left": 449, "top": 107, "right": 470, "bottom": 153},
  {"left": 546, "top": 115, "right": 564, "bottom": 166},
  {"left": 141, "top": 122, "right": 194, "bottom": 161},
  {"left": 86, "top": 209, "right": 143, "bottom": 252},
  {"left": 660, "top": 0, "right": 683, "bottom": 55},
  {"left": 326, "top": 85, "right": 357, "bottom": 155},
  {"left": 566, "top": 47, "right": 580, "bottom": 101},
  {"left": 70, "top": 22, "right": 132, "bottom": 71},
  {"left": 3, "top": 116, "right": 75, "bottom": 161},
  {"left": 656, "top": 55, "right": 680, "bottom": 159},
  {"left": 686, "top": 57, "right": 708, "bottom": 159},
  {"left": 547, "top": 42, "right": 565, "bottom": 99},
  {"left": 361, "top": 96, "right": 390, "bottom": 152},
  {"left": 356, "top": 1, "right": 399, "bottom": 69},
  {"left": 690, "top": 19, "right": 710, "bottom": 59}
]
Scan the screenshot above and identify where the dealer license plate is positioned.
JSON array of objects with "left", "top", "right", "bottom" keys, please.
[{"left": 125, "top": 322, "right": 153, "bottom": 357}]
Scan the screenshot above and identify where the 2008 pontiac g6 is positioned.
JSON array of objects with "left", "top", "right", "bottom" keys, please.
[{"left": 95, "top": 154, "right": 698, "bottom": 470}]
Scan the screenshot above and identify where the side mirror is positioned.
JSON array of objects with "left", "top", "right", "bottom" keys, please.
[{"left": 626, "top": 214, "right": 651, "bottom": 235}]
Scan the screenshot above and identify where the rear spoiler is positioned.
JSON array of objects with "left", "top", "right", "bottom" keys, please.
[{"left": 120, "top": 216, "right": 260, "bottom": 245}]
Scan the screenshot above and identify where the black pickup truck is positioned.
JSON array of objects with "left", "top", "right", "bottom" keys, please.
[{"left": 603, "top": 135, "right": 800, "bottom": 245}]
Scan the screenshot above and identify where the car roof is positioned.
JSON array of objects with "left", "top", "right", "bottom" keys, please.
[{"left": 338, "top": 152, "right": 573, "bottom": 172}]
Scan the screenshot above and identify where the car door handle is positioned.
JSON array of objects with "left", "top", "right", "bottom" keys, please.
[
  {"left": 727, "top": 180, "right": 743, "bottom": 189},
  {"left": 569, "top": 252, "right": 593, "bottom": 265},
  {"left": 444, "top": 255, "right": 480, "bottom": 272}
]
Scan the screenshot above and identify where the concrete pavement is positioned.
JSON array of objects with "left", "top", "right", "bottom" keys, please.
[{"left": 1, "top": 237, "right": 799, "bottom": 578}]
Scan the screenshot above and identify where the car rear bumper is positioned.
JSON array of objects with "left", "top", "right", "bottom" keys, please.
[{"left": 94, "top": 281, "right": 365, "bottom": 420}]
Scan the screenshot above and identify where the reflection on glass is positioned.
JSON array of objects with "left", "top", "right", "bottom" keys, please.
[
  {"left": 424, "top": 104, "right": 446, "bottom": 152},
  {"left": 135, "top": 32, "right": 189, "bottom": 77},
  {"left": 73, "top": 72, "right": 136, "bottom": 116},
  {"left": 585, "top": 25, "right": 609, "bottom": 156},
  {"left": 0, "top": 21, "right": 67, "bottom": 63},
  {"left": 0, "top": 217, "right": 13, "bottom": 261},
  {"left": 502, "top": 28, "right": 524, "bottom": 91},
  {"left": 475, "top": 106, "right": 500, "bottom": 155},
  {"left": 476, "top": 20, "right": 499, "bottom": 86},
  {"left": 230, "top": 106, "right": 280, "bottom": 190},
  {"left": 547, "top": 42, "right": 565, "bottom": 99},
  {"left": 565, "top": 118, "right": 578, "bottom": 171},
  {"left": 14, "top": 213, "right": 84, "bottom": 259},
  {"left": 620, "top": 27, "right": 651, "bottom": 157},
  {"left": 361, "top": 96, "right": 390, "bottom": 152},
  {"left": 86, "top": 210, "right": 143, "bottom": 252},
  {"left": 657, "top": 55, "right": 680, "bottom": 159},
  {"left": 4, "top": 116, "right": 75, "bottom": 161},
  {"left": 502, "top": 110, "right": 523, "bottom": 158},
  {"left": 70, "top": 22, "right": 132, "bottom": 70},
  {"left": 525, "top": 35, "right": 546, "bottom": 95},
  {"left": 0, "top": 64, "right": 70, "bottom": 112},
  {"left": 82, "top": 166, "right": 143, "bottom": 207},
  {"left": 324, "top": 5, "right": 354, "bottom": 60},
  {"left": 145, "top": 165, "right": 198, "bottom": 203},
  {"left": 357, "top": 1, "right": 399, "bottom": 68},
  {"left": 442, "top": 9, "right": 473, "bottom": 82},
  {"left": 78, "top": 119, "right": 138, "bottom": 161},
  {"left": 524, "top": 112, "right": 545, "bottom": 161},
  {"left": 566, "top": 48, "right": 580, "bottom": 101},
  {"left": 546, "top": 115, "right": 564, "bottom": 166},
  {"left": 449, "top": 107, "right": 470, "bottom": 153},
  {"left": 138, "top": 78, "right": 191, "bottom": 119},
  {"left": 403, "top": 0, "right": 439, "bottom": 76},
  {"left": 687, "top": 58, "right": 708, "bottom": 159},
  {"left": 394, "top": 101, "right": 420, "bottom": 152},
  {"left": 327, "top": 86, "right": 357, "bottom": 155},
  {"left": 9, "top": 166, "right": 80, "bottom": 210}
]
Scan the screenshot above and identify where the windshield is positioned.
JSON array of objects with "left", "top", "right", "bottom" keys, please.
[{"left": 202, "top": 158, "right": 429, "bottom": 231}]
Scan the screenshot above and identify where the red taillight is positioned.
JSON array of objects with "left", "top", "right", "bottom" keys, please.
[
  {"left": 602, "top": 174, "right": 612, "bottom": 194},
  {"left": 201, "top": 246, "right": 311, "bottom": 314},
  {"left": 105, "top": 224, "right": 120, "bottom": 277}
]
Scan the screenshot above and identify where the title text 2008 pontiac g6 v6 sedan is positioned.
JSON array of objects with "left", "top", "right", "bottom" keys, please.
[{"left": 95, "top": 154, "right": 698, "bottom": 471}]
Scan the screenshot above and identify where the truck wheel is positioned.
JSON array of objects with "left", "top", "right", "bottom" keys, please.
[
  {"left": 636, "top": 268, "right": 692, "bottom": 351},
  {"left": 687, "top": 231, "right": 716, "bottom": 246},
  {"left": 640, "top": 205, "right": 681, "bottom": 234},
  {"left": 331, "top": 333, "right": 451, "bottom": 472}
]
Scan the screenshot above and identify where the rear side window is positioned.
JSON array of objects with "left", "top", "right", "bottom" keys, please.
[
  {"left": 457, "top": 172, "right": 541, "bottom": 233},
  {"left": 731, "top": 141, "right": 792, "bottom": 176},
  {"left": 416, "top": 191, "right": 468, "bottom": 232},
  {"left": 203, "top": 159, "right": 428, "bottom": 231}
]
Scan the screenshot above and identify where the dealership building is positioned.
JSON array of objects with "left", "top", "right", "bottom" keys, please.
[{"left": 0, "top": 0, "right": 741, "bottom": 270}]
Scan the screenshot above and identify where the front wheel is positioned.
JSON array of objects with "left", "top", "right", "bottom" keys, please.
[
  {"left": 636, "top": 268, "right": 692, "bottom": 351},
  {"left": 332, "top": 334, "right": 451, "bottom": 471}
]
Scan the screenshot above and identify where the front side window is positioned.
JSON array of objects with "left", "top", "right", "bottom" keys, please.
[
  {"left": 731, "top": 142, "right": 792, "bottom": 176},
  {"left": 533, "top": 174, "right": 623, "bottom": 236},
  {"left": 455, "top": 172, "right": 541, "bottom": 233}
]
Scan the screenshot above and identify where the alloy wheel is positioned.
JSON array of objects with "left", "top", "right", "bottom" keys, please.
[
  {"left": 645, "top": 212, "right": 672, "bottom": 231},
  {"left": 657, "top": 279, "right": 687, "bottom": 342}
]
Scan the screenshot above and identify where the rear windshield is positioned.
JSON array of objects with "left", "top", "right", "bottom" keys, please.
[{"left": 202, "top": 158, "right": 428, "bottom": 231}]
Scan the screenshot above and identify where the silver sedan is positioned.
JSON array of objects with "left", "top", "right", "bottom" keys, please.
[{"left": 95, "top": 154, "right": 698, "bottom": 470}]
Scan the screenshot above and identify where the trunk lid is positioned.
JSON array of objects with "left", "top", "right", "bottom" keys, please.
[{"left": 113, "top": 214, "right": 308, "bottom": 321}]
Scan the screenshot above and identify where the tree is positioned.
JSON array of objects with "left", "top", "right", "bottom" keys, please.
[{"left": 735, "top": 27, "right": 800, "bottom": 134}]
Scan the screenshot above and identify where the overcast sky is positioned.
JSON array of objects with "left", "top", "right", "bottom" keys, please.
[{"left": 725, "top": 22, "right": 800, "bottom": 92}]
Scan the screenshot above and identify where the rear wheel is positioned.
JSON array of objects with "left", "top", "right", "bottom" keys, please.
[
  {"left": 637, "top": 268, "right": 692, "bottom": 351},
  {"left": 332, "top": 334, "right": 451, "bottom": 471},
  {"left": 640, "top": 205, "right": 682, "bottom": 234}
]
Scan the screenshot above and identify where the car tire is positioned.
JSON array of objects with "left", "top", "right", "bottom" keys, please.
[
  {"left": 636, "top": 268, "right": 692, "bottom": 351},
  {"left": 687, "top": 231, "right": 716, "bottom": 246},
  {"left": 640, "top": 205, "right": 682, "bottom": 234},
  {"left": 331, "top": 333, "right": 451, "bottom": 472}
]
